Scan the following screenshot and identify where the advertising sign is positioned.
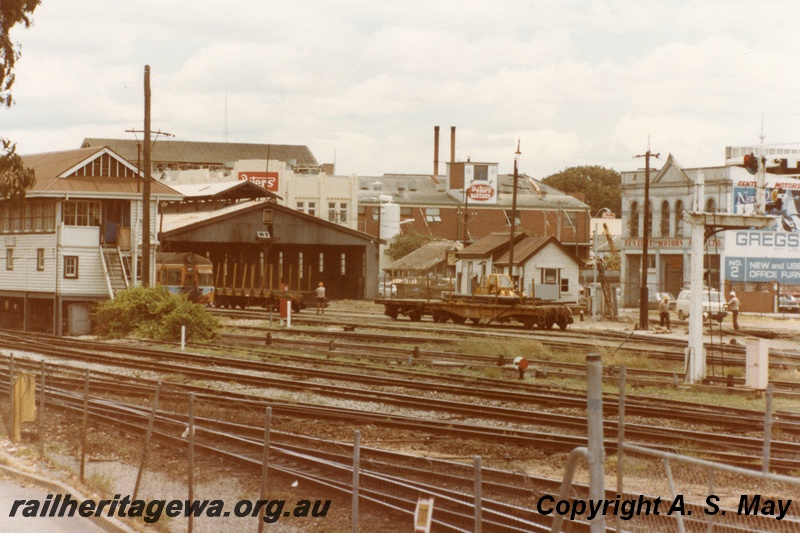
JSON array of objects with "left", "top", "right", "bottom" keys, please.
[
  {"left": 238, "top": 171, "right": 279, "bottom": 192},
  {"left": 732, "top": 175, "right": 800, "bottom": 232},
  {"left": 725, "top": 230, "right": 800, "bottom": 282},
  {"left": 463, "top": 163, "right": 498, "bottom": 205},
  {"left": 728, "top": 174, "right": 800, "bottom": 282}
]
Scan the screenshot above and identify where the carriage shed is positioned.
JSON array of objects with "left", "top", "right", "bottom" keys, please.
[{"left": 159, "top": 199, "right": 381, "bottom": 301}]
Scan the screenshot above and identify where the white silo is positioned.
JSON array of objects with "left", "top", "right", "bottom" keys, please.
[{"left": 378, "top": 196, "right": 401, "bottom": 272}]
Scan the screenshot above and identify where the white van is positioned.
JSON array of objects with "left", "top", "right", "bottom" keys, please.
[{"left": 675, "top": 289, "right": 728, "bottom": 321}]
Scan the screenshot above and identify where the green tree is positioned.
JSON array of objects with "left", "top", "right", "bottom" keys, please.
[
  {"left": 93, "top": 287, "right": 219, "bottom": 342},
  {"left": 1, "top": 0, "right": 40, "bottom": 201},
  {"left": 542, "top": 165, "right": 621, "bottom": 216},
  {"left": 385, "top": 231, "right": 436, "bottom": 261}
]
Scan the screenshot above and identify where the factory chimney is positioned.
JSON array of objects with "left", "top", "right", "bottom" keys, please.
[
  {"left": 450, "top": 126, "right": 456, "bottom": 163},
  {"left": 433, "top": 126, "right": 440, "bottom": 176}
]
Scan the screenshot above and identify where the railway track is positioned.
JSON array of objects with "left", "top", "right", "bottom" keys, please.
[
  {"left": 212, "top": 307, "right": 800, "bottom": 371},
  {"left": 3, "top": 331, "right": 800, "bottom": 474},
  {"left": 6, "top": 356, "right": 796, "bottom": 532}
]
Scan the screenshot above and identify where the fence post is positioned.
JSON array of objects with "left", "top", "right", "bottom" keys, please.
[
  {"left": 586, "top": 354, "right": 605, "bottom": 533},
  {"left": 762, "top": 383, "right": 773, "bottom": 474},
  {"left": 133, "top": 381, "right": 162, "bottom": 501},
  {"left": 662, "top": 458, "right": 686, "bottom": 533},
  {"left": 474, "top": 455, "right": 483, "bottom": 533},
  {"left": 9, "top": 354, "right": 14, "bottom": 443},
  {"left": 80, "top": 369, "right": 89, "bottom": 482},
  {"left": 188, "top": 392, "right": 195, "bottom": 533},
  {"left": 39, "top": 361, "right": 45, "bottom": 458},
  {"left": 352, "top": 429, "right": 361, "bottom": 533},
  {"left": 616, "top": 366, "right": 626, "bottom": 532},
  {"left": 258, "top": 406, "right": 272, "bottom": 533}
]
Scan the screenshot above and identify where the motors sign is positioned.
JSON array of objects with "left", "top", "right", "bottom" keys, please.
[{"left": 238, "top": 171, "right": 279, "bottom": 192}]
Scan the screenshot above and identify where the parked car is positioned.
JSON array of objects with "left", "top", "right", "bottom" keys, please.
[
  {"left": 778, "top": 294, "right": 800, "bottom": 313},
  {"left": 675, "top": 289, "right": 728, "bottom": 322},
  {"left": 648, "top": 291, "right": 676, "bottom": 311}
]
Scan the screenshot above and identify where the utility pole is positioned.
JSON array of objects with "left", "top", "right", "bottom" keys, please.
[
  {"left": 132, "top": 66, "right": 174, "bottom": 288},
  {"left": 635, "top": 143, "right": 659, "bottom": 331},
  {"left": 508, "top": 140, "right": 521, "bottom": 282},
  {"left": 142, "top": 65, "right": 152, "bottom": 287}
]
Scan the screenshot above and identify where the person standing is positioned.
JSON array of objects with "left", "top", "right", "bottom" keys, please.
[
  {"left": 658, "top": 294, "right": 671, "bottom": 331},
  {"left": 315, "top": 282, "right": 326, "bottom": 314},
  {"left": 728, "top": 291, "right": 740, "bottom": 330},
  {"left": 577, "top": 289, "right": 588, "bottom": 321}
]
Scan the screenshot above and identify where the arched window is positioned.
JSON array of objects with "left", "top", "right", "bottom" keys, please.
[
  {"left": 675, "top": 200, "right": 684, "bottom": 236},
  {"left": 705, "top": 197, "right": 716, "bottom": 213},
  {"left": 660, "top": 201, "right": 670, "bottom": 237},
  {"left": 629, "top": 201, "right": 639, "bottom": 238}
]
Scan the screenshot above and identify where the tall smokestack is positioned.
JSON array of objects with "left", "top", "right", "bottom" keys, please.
[
  {"left": 433, "top": 126, "right": 440, "bottom": 176},
  {"left": 450, "top": 126, "right": 456, "bottom": 163}
]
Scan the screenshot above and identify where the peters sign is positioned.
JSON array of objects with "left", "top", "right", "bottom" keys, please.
[{"left": 238, "top": 171, "right": 279, "bottom": 192}]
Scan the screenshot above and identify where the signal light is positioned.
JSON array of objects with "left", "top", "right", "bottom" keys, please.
[{"left": 743, "top": 153, "right": 759, "bottom": 175}]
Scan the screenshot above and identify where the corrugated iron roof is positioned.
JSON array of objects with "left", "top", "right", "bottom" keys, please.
[
  {"left": 21, "top": 147, "right": 181, "bottom": 198},
  {"left": 170, "top": 180, "right": 279, "bottom": 201},
  {"left": 81, "top": 138, "right": 319, "bottom": 167},
  {"left": 385, "top": 240, "right": 462, "bottom": 271},
  {"left": 457, "top": 231, "right": 524, "bottom": 257},
  {"left": 161, "top": 199, "right": 378, "bottom": 243},
  {"left": 494, "top": 235, "right": 582, "bottom": 266}
]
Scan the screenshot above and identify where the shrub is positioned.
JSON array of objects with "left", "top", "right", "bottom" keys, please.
[{"left": 93, "top": 287, "right": 219, "bottom": 342}]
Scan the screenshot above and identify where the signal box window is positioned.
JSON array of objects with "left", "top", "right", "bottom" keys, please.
[
  {"left": 542, "top": 268, "right": 558, "bottom": 285},
  {"left": 64, "top": 256, "right": 79, "bottom": 278}
]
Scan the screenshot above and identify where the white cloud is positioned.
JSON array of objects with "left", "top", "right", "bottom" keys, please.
[{"left": 5, "top": 0, "right": 800, "bottom": 178}]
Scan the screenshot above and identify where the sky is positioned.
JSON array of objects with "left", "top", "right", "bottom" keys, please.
[{"left": 4, "top": 1, "right": 800, "bottom": 178}]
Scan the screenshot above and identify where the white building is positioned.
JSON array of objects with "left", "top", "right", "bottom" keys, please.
[
  {"left": 0, "top": 147, "right": 181, "bottom": 334},
  {"left": 620, "top": 152, "right": 800, "bottom": 312}
]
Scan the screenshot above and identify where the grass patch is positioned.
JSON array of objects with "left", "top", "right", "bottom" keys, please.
[
  {"left": 86, "top": 470, "right": 116, "bottom": 495},
  {"left": 459, "top": 337, "right": 550, "bottom": 359}
]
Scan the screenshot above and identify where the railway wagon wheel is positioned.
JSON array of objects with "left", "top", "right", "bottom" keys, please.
[
  {"left": 523, "top": 317, "right": 535, "bottom": 330},
  {"left": 431, "top": 310, "right": 445, "bottom": 323},
  {"left": 386, "top": 306, "right": 399, "bottom": 320},
  {"left": 409, "top": 310, "right": 423, "bottom": 322},
  {"left": 557, "top": 315, "right": 569, "bottom": 330},
  {"left": 451, "top": 315, "right": 467, "bottom": 324},
  {"left": 545, "top": 317, "right": 556, "bottom": 329},
  {"left": 470, "top": 318, "right": 481, "bottom": 325}
]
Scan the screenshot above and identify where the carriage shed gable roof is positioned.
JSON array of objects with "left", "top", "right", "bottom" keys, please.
[
  {"left": 385, "top": 240, "right": 462, "bottom": 272},
  {"left": 169, "top": 180, "right": 280, "bottom": 201},
  {"left": 455, "top": 232, "right": 526, "bottom": 259},
  {"left": 493, "top": 235, "right": 583, "bottom": 267},
  {"left": 156, "top": 251, "right": 213, "bottom": 267},
  {"left": 81, "top": 139, "right": 319, "bottom": 168},
  {"left": 160, "top": 199, "right": 379, "bottom": 245},
  {"left": 20, "top": 147, "right": 181, "bottom": 198}
]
